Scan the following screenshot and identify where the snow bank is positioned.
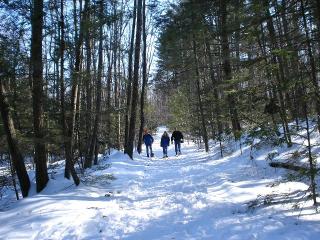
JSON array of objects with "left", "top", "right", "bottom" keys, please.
[{"left": 0, "top": 126, "right": 319, "bottom": 239}]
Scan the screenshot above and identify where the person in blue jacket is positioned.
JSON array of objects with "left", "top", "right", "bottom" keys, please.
[
  {"left": 143, "top": 130, "right": 154, "bottom": 157},
  {"left": 160, "top": 131, "right": 170, "bottom": 158}
]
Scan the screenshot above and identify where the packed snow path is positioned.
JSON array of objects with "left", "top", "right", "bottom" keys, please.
[{"left": 1, "top": 126, "right": 320, "bottom": 239}]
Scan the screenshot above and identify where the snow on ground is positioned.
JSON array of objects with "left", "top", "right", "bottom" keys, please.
[{"left": 0, "top": 126, "right": 320, "bottom": 240}]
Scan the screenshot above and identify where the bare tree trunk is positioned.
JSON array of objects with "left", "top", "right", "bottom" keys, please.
[
  {"left": 84, "top": 0, "right": 92, "bottom": 151},
  {"left": 85, "top": 0, "right": 104, "bottom": 168},
  {"left": 124, "top": 0, "right": 137, "bottom": 152},
  {"left": 113, "top": 0, "right": 121, "bottom": 150},
  {"left": 220, "top": 0, "right": 241, "bottom": 137},
  {"left": 9, "top": 154, "right": 19, "bottom": 200},
  {"left": 301, "top": 0, "right": 320, "bottom": 133},
  {"left": 60, "top": 0, "right": 67, "bottom": 161},
  {"left": 205, "top": 38, "right": 223, "bottom": 156},
  {"left": 264, "top": 0, "right": 292, "bottom": 146},
  {"left": 192, "top": 35, "right": 209, "bottom": 152},
  {"left": 53, "top": 0, "right": 60, "bottom": 104},
  {"left": 137, "top": 0, "right": 147, "bottom": 154},
  {"left": 281, "top": 0, "right": 303, "bottom": 124},
  {"left": 31, "top": 0, "right": 49, "bottom": 192},
  {"left": 0, "top": 80, "right": 30, "bottom": 197},
  {"left": 300, "top": 80, "right": 318, "bottom": 205},
  {"left": 125, "top": 0, "right": 143, "bottom": 159},
  {"left": 104, "top": 21, "right": 113, "bottom": 151},
  {"left": 105, "top": 43, "right": 113, "bottom": 151},
  {"left": 64, "top": 0, "right": 86, "bottom": 185}
]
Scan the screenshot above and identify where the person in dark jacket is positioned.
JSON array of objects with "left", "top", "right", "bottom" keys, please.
[
  {"left": 171, "top": 129, "right": 184, "bottom": 156},
  {"left": 143, "top": 130, "right": 154, "bottom": 157},
  {"left": 160, "top": 131, "right": 170, "bottom": 158}
]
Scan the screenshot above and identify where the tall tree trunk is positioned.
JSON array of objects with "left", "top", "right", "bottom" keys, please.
[
  {"left": 301, "top": 0, "right": 320, "bottom": 133},
  {"left": 220, "top": 0, "right": 241, "bottom": 137},
  {"left": 192, "top": 36, "right": 209, "bottom": 152},
  {"left": 312, "top": 0, "right": 320, "bottom": 47},
  {"left": 53, "top": 1, "right": 60, "bottom": 105},
  {"left": 281, "top": 0, "right": 303, "bottom": 123},
  {"left": 31, "top": 0, "right": 49, "bottom": 192},
  {"left": 205, "top": 39, "right": 222, "bottom": 155},
  {"left": 105, "top": 26, "right": 113, "bottom": 150},
  {"left": 137, "top": 0, "right": 147, "bottom": 154},
  {"left": 113, "top": 0, "right": 121, "bottom": 150},
  {"left": 64, "top": 0, "right": 87, "bottom": 185},
  {"left": 60, "top": 0, "right": 67, "bottom": 157},
  {"left": 125, "top": 0, "right": 143, "bottom": 159},
  {"left": 59, "top": 0, "right": 66, "bottom": 170},
  {"left": 84, "top": 0, "right": 104, "bottom": 168},
  {"left": 106, "top": 59, "right": 112, "bottom": 151},
  {"left": 124, "top": 0, "right": 137, "bottom": 152},
  {"left": 300, "top": 79, "right": 318, "bottom": 205},
  {"left": 264, "top": 0, "right": 292, "bottom": 146},
  {"left": 0, "top": 80, "right": 30, "bottom": 197},
  {"left": 84, "top": 0, "right": 92, "bottom": 150}
]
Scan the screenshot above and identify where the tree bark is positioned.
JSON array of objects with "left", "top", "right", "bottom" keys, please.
[
  {"left": 85, "top": 0, "right": 104, "bottom": 168},
  {"left": 301, "top": 0, "right": 320, "bottom": 133},
  {"left": 113, "top": 0, "right": 121, "bottom": 150},
  {"left": 63, "top": 0, "right": 86, "bottom": 185},
  {"left": 205, "top": 39, "right": 222, "bottom": 155},
  {"left": 192, "top": 36, "right": 209, "bottom": 152},
  {"left": 84, "top": 0, "right": 92, "bottom": 150},
  {"left": 269, "top": 162, "right": 310, "bottom": 172},
  {"left": 303, "top": 102, "right": 317, "bottom": 206},
  {"left": 106, "top": 60, "right": 112, "bottom": 151},
  {"left": 60, "top": 0, "right": 67, "bottom": 160},
  {"left": 137, "top": 0, "right": 147, "bottom": 154},
  {"left": 220, "top": 0, "right": 241, "bottom": 136},
  {"left": 0, "top": 80, "right": 30, "bottom": 197},
  {"left": 124, "top": 0, "right": 137, "bottom": 152},
  {"left": 264, "top": 0, "right": 292, "bottom": 146},
  {"left": 125, "top": 0, "right": 143, "bottom": 159},
  {"left": 31, "top": 0, "right": 49, "bottom": 192}
]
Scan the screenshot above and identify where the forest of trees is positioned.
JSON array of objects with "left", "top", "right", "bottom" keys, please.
[
  {"left": 1, "top": 0, "right": 320, "bottom": 204},
  {"left": 0, "top": 0, "right": 160, "bottom": 197},
  {"left": 154, "top": 0, "right": 320, "bottom": 205}
]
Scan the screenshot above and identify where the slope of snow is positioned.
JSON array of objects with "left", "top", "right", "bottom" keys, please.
[{"left": 0, "top": 126, "right": 320, "bottom": 240}]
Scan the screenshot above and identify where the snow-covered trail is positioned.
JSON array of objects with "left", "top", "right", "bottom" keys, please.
[{"left": 1, "top": 126, "right": 320, "bottom": 239}]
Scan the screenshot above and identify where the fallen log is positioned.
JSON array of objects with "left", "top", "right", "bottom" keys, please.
[{"left": 269, "top": 162, "right": 308, "bottom": 172}]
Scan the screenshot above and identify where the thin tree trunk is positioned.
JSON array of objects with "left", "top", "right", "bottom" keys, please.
[
  {"left": 113, "top": 0, "right": 121, "bottom": 150},
  {"left": 125, "top": 0, "right": 143, "bottom": 159},
  {"left": 60, "top": 0, "right": 67, "bottom": 171},
  {"left": 192, "top": 36, "right": 209, "bottom": 152},
  {"left": 205, "top": 39, "right": 222, "bottom": 152},
  {"left": 300, "top": 80, "right": 318, "bottom": 205},
  {"left": 220, "top": 0, "right": 241, "bottom": 137},
  {"left": 84, "top": 0, "right": 92, "bottom": 150},
  {"left": 31, "top": 0, "right": 49, "bottom": 192},
  {"left": 105, "top": 36, "right": 113, "bottom": 151},
  {"left": 85, "top": 0, "right": 104, "bottom": 168},
  {"left": 264, "top": 0, "right": 292, "bottom": 146},
  {"left": 0, "top": 80, "right": 30, "bottom": 197},
  {"left": 64, "top": 0, "right": 86, "bottom": 185},
  {"left": 124, "top": 0, "right": 137, "bottom": 152},
  {"left": 137, "top": 0, "right": 147, "bottom": 154},
  {"left": 8, "top": 154, "right": 19, "bottom": 200},
  {"left": 281, "top": 0, "right": 303, "bottom": 123},
  {"left": 60, "top": 0, "right": 67, "bottom": 151},
  {"left": 301, "top": 0, "right": 320, "bottom": 133}
]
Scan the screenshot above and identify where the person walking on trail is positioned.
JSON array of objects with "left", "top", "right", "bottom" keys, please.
[
  {"left": 171, "top": 129, "right": 184, "bottom": 156},
  {"left": 160, "top": 131, "right": 170, "bottom": 158},
  {"left": 143, "top": 130, "right": 154, "bottom": 157}
]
